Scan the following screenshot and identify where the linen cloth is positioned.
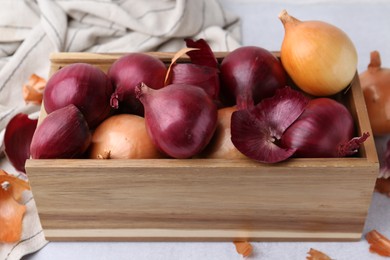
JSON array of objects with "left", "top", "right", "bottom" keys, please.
[{"left": 0, "top": 1, "right": 241, "bottom": 259}]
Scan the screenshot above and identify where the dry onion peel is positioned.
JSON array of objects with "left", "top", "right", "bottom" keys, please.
[
  {"left": 366, "top": 229, "right": 390, "bottom": 257},
  {"left": 23, "top": 74, "right": 46, "bottom": 105},
  {"left": 0, "top": 170, "right": 30, "bottom": 243},
  {"left": 164, "top": 47, "right": 198, "bottom": 86},
  {"left": 231, "top": 86, "right": 309, "bottom": 163},
  {"left": 233, "top": 241, "right": 253, "bottom": 258},
  {"left": 306, "top": 248, "right": 332, "bottom": 260},
  {"left": 375, "top": 178, "right": 390, "bottom": 197},
  {"left": 279, "top": 10, "right": 358, "bottom": 96},
  {"left": 165, "top": 39, "right": 219, "bottom": 101},
  {"left": 185, "top": 38, "right": 218, "bottom": 68}
]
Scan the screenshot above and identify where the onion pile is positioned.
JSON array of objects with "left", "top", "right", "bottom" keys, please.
[
  {"left": 28, "top": 11, "right": 367, "bottom": 164},
  {"left": 31, "top": 63, "right": 114, "bottom": 159}
]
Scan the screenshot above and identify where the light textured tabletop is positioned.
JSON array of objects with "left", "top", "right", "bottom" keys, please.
[{"left": 23, "top": 1, "right": 390, "bottom": 259}]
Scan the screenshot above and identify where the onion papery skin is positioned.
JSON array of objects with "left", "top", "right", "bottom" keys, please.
[
  {"left": 360, "top": 51, "right": 390, "bottom": 136},
  {"left": 170, "top": 63, "right": 220, "bottom": 100},
  {"left": 4, "top": 114, "right": 37, "bottom": 173},
  {"left": 89, "top": 114, "right": 164, "bottom": 159},
  {"left": 136, "top": 83, "right": 217, "bottom": 159},
  {"left": 280, "top": 98, "right": 356, "bottom": 157},
  {"left": 185, "top": 38, "right": 218, "bottom": 68},
  {"left": 279, "top": 10, "right": 358, "bottom": 96},
  {"left": 43, "top": 63, "right": 114, "bottom": 129},
  {"left": 166, "top": 39, "right": 220, "bottom": 102},
  {"left": 30, "top": 105, "right": 91, "bottom": 159},
  {"left": 231, "top": 86, "right": 309, "bottom": 163},
  {"left": 108, "top": 53, "right": 167, "bottom": 115},
  {"left": 220, "top": 46, "right": 287, "bottom": 109}
]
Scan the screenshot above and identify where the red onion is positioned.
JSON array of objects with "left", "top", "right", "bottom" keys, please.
[
  {"left": 281, "top": 98, "right": 369, "bottom": 157},
  {"left": 135, "top": 83, "right": 217, "bottom": 158},
  {"left": 184, "top": 38, "right": 218, "bottom": 68},
  {"left": 43, "top": 63, "right": 114, "bottom": 128},
  {"left": 220, "top": 46, "right": 287, "bottom": 109},
  {"left": 30, "top": 105, "right": 91, "bottom": 159},
  {"left": 4, "top": 114, "right": 37, "bottom": 173},
  {"left": 170, "top": 64, "right": 219, "bottom": 100},
  {"left": 231, "top": 86, "right": 309, "bottom": 163},
  {"left": 108, "top": 53, "right": 167, "bottom": 115},
  {"left": 166, "top": 39, "right": 220, "bottom": 101},
  {"left": 231, "top": 87, "right": 368, "bottom": 163}
]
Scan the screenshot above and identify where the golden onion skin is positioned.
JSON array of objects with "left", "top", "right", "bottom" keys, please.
[
  {"left": 89, "top": 114, "right": 164, "bottom": 159},
  {"left": 279, "top": 10, "right": 358, "bottom": 96},
  {"left": 360, "top": 51, "right": 390, "bottom": 136}
]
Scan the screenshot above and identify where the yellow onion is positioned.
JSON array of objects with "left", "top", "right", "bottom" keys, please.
[
  {"left": 360, "top": 51, "right": 390, "bottom": 136},
  {"left": 88, "top": 114, "right": 164, "bottom": 159},
  {"left": 198, "top": 106, "right": 246, "bottom": 159},
  {"left": 278, "top": 10, "right": 358, "bottom": 96}
]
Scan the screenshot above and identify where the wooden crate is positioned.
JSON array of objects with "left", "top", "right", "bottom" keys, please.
[{"left": 25, "top": 52, "right": 379, "bottom": 242}]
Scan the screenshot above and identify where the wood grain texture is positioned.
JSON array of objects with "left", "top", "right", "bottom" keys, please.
[
  {"left": 42, "top": 229, "right": 361, "bottom": 242},
  {"left": 26, "top": 52, "right": 379, "bottom": 242}
]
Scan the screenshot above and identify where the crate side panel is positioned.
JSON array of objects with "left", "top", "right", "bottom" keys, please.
[
  {"left": 27, "top": 160, "right": 376, "bottom": 237},
  {"left": 347, "top": 73, "right": 378, "bottom": 163}
]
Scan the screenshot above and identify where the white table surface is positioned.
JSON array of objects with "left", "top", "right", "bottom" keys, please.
[{"left": 23, "top": 1, "right": 390, "bottom": 259}]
